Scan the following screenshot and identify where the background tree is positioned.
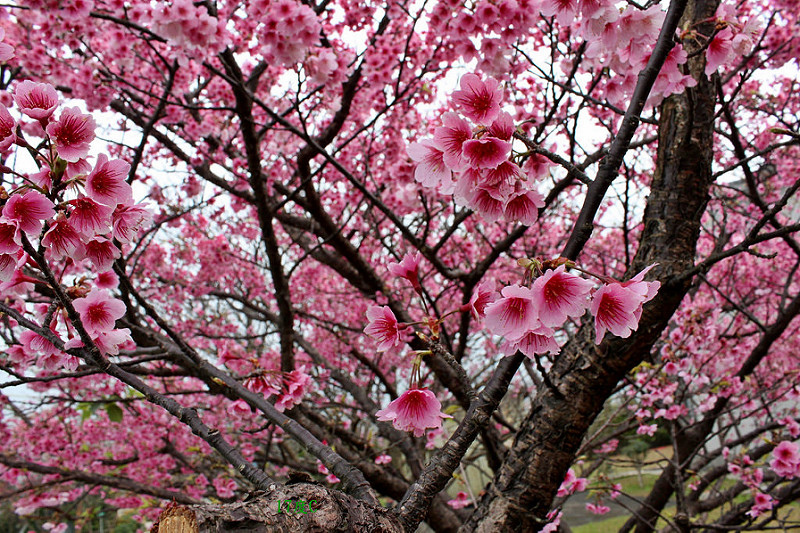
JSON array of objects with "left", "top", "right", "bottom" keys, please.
[{"left": 0, "top": 0, "right": 798, "bottom": 532}]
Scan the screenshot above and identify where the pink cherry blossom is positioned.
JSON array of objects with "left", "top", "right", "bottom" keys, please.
[
  {"left": 0, "top": 221, "right": 21, "bottom": 253},
  {"left": 375, "top": 388, "right": 451, "bottom": 437},
  {"left": 531, "top": 265, "right": 594, "bottom": 327},
  {"left": 0, "top": 104, "right": 16, "bottom": 152},
  {"left": 0, "top": 28, "right": 13, "bottom": 63},
  {"left": 447, "top": 491, "right": 472, "bottom": 509},
  {"left": 92, "top": 327, "right": 133, "bottom": 356},
  {"left": 433, "top": 112, "right": 472, "bottom": 171},
  {"left": 770, "top": 441, "right": 800, "bottom": 479},
  {"left": 94, "top": 270, "right": 119, "bottom": 289},
  {"left": 81, "top": 237, "right": 121, "bottom": 271},
  {"left": 42, "top": 218, "right": 84, "bottom": 260},
  {"left": 388, "top": 251, "right": 422, "bottom": 292},
  {"left": 68, "top": 197, "right": 113, "bottom": 236},
  {"left": 586, "top": 503, "right": 611, "bottom": 515},
  {"left": 86, "top": 154, "right": 133, "bottom": 206},
  {"left": 505, "top": 323, "right": 560, "bottom": 357},
  {"left": 452, "top": 73, "right": 502, "bottom": 125},
  {"left": 484, "top": 284, "right": 538, "bottom": 339},
  {"left": 462, "top": 278, "right": 498, "bottom": 320},
  {"left": 72, "top": 289, "right": 126, "bottom": 336},
  {"left": 504, "top": 189, "right": 545, "bottom": 225},
  {"left": 374, "top": 453, "right": 392, "bottom": 465},
  {"left": 46, "top": 107, "right": 96, "bottom": 162},
  {"left": 407, "top": 139, "right": 450, "bottom": 189},
  {"left": 14, "top": 81, "right": 59, "bottom": 120},
  {"left": 462, "top": 137, "right": 511, "bottom": 169},
  {"left": 364, "top": 305, "right": 403, "bottom": 352},
  {"left": 111, "top": 203, "right": 152, "bottom": 243},
  {"left": 2, "top": 191, "right": 55, "bottom": 235},
  {"left": 591, "top": 282, "right": 646, "bottom": 343}
]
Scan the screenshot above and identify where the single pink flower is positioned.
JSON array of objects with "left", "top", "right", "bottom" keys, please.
[
  {"left": 69, "top": 197, "right": 113, "bottom": 235},
  {"left": 620, "top": 263, "right": 661, "bottom": 321},
  {"left": 42, "top": 218, "right": 84, "bottom": 260},
  {"left": 375, "top": 388, "right": 451, "bottom": 437},
  {"left": 586, "top": 503, "right": 611, "bottom": 515},
  {"left": 484, "top": 284, "right": 538, "bottom": 339},
  {"left": 95, "top": 271, "right": 119, "bottom": 289},
  {"left": 0, "top": 104, "right": 16, "bottom": 152},
  {"left": 111, "top": 203, "right": 152, "bottom": 243},
  {"left": 374, "top": 453, "right": 392, "bottom": 465},
  {"left": 452, "top": 73, "right": 502, "bottom": 124},
  {"left": 86, "top": 154, "right": 133, "bottom": 206},
  {"left": 468, "top": 187, "right": 505, "bottom": 223},
  {"left": 462, "top": 137, "right": 511, "bottom": 169},
  {"left": 505, "top": 323, "right": 560, "bottom": 357},
  {"left": 388, "top": 251, "right": 422, "bottom": 292},
  {"left": 488, "top": 111, "right": 514, "bottom": 140},
  {"left": 504, "top": 189, "right": 544, "bottom": 225},
  {"left": 46, "top": 106, "right": 96, "bottom": 162},
  {"left": 591, "top": 283, "right": 646, "bottom": 343},
  {"left": 3, "top": 190, "right": 55, "bottom": 235},
  {"left": 72, "top": 289, "right": 126, "bottom": 336},
  {"left": 408, "top": 139, "right": 450, "bottom": 189},
  {"left": 0, "top": 220, "right": 21, "bottom": 253},
  {"left": 92, "top": 327, "right": 132, "bottom": 356},
  {"left": 462, "top": 278, "right": 498, "bottom": 320},
  {"left": 531, "top": 265, "right": 594, "bottom": 327},
  {"left": 0, "top": 28, "right": 13, "bottom": 63},
  {"left": 447, "top": 491, "right": 472, "bottom": 509},
  {"left": 14, "top": 81, "right": 59, "bottom": 120},
  {"left": 0, "top": 253, "right": 16, "bottom": 282},
  {"left": 81, "top": 236, "right": 121, "bottom": 271},
  {"left": 364, "top": 305, "right": 404, "bottom": 352},
  {"left": 432, "top": 112, "right": 472, "bottom": 171}
]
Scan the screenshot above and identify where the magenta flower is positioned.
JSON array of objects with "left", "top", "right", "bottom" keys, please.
[
  {"left": 484, "top": 284, "right": 538, "bottom": 339},
  {"left": 81, "top": 237, "right": 121, "bottom": 271},
  {"left": 111, "top": 203, "right": 152, "bottom": 243},
  {"left": 72, "top": 289, "right": 126, "bottom": 336},
  {"left": 462, "top": 137, "right": 511, "bottom": 169},
  {"left": 452, "top": 73, "right": 502, "bottom": 125},
  {"left": 407, "top": 139, "right": 450, "bottom": 189},
  {"left": 468, "top": 188, "right": 505, "bottom": 223},
  {"left": 0, "top": 104, "right": 16, "bottom": 152},
  {"left": 770, "top": 441, "right": 800, "bottom": 479},
  {"left": 42, "top": 218, "right": 84, "bottom": 260},
  {"left": 505, "top": 323, "right": 560, "bottom": 357},
  {"left": 46, "top": 106, "right": 96, "bottom": 162},
  {"left": 531, "top": 265, "right": 594, "bottom": 327},
  {"left": 388, "top": 251, "right": 422, "bottom": 292},
  {"left": 620, "top": 263, "right": 661, "bottom": 322},
  {"left": 432, "top": 112, "right": 471, "bottom": 171},
  {"left": 0, "top": 221, "right": 21, "bottom": 253},
  {"left": 463, "top": 278, "right": 498, "bottom": 320},
  {"left": 14, "top": 81, "right": 59, "bottom": 120},
  {"left": 448, "top": 491, "right": 472, "bottom": 509},
  {"left": 590, "top": 283, "right": 644, "bottom": 343},
  {"left": 375, "top": 388, "right": 451, "bottom": 437},
  {"left": 504, "top": 189, "right": 544, "bottom": 226},
  {"left": 2, "top": 190, "right": 55, "bottom": 235},
  {"left": 86, "top": 154, "right": 133, "bottom": 206},
  {"left": 364, "top": 305, "right": 403, "bottom": 352},
  {"left": 68, "top": 197, "right": 113, "bottom": 236}
]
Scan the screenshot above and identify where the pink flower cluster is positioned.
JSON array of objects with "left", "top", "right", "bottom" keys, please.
[
  {"left": 245, "top": 367, "right": 312, "bottom": 412},
  {"left": 484, "top": 264, "right": 659, "bottom": 358},
  {"left": 408, "top": 73, "right": 544, "bottom": 225},
  {"left": 0, "top": 81, "right": 153, "bottom": 363},
  {"left": 148, "top": 0, "right": 228, "bottom": 52},
  {"left": 770, "top": 440, "right": 800, "bottom": 479},
  {"left": 251, "top": 0, "right": 322, "bottom": 65},
  {"left": 556, "top": 468, "right": 587, "bottom": 497}
]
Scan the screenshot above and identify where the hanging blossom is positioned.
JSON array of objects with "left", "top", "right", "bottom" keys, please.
[
  {"left": 375, "top": 388, "right": 451, "bottom": 438},
  {"left": 408, "top": 73, "right": 545, "bottom": 226},
  {"left": 591, "top": 264, "right": 660, "bottom": 343},
  {"left": 364, "top": 305, "right": 405, "bottom": 352}
]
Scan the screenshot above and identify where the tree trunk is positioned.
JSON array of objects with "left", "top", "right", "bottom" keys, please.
[{"left": 460, "top": 0, "right": 718, "bottom": 530}]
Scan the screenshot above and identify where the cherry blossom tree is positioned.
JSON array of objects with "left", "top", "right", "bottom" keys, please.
[{"left": 0, "top": 0, "right": 798, "bottom": 532}]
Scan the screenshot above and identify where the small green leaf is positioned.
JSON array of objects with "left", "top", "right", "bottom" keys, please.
[
  {"left": 105, "top": 403, "right": 123, "bottom": 423},
  {"left": 443, "top": 404, "right": 461, "bottom": 415}
]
